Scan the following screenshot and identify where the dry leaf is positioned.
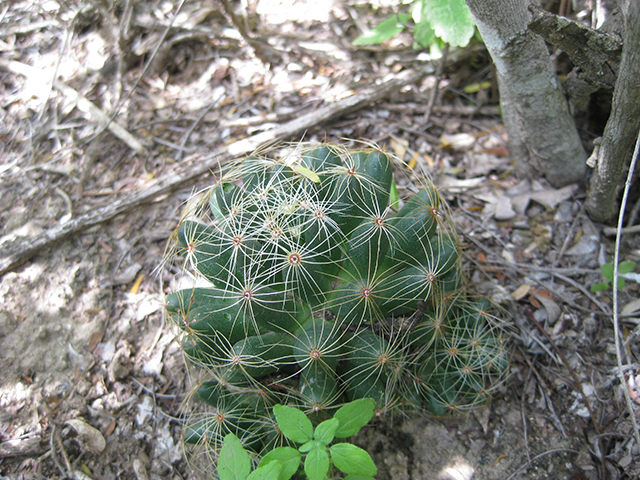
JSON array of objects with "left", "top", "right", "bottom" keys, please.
[
  {"left": 531, "top": 290, "right": 562, "bottom": 324},
  {"left": 439, "top": 133, "right": 476, "bottom": 151},
  {"left": 390, "top": 136, "right": 407, "bottom": 159},
  {"left": 494, "top": 195, "right": 516, "bottom": 220},
  {"left": 622, "top": 299, "right": 640, "bottom": 316},
  {"left": 529, "top": 184, "right": 578, "bottom": 209},
  {"left": 88, "top": 331, "right": 104, "bottom": 352},
  {"left": 512, "top": 284, "right": 531, "bottom": 300},
  {"left": 65, "top": 419, "right": 106, "bottom": 454}
]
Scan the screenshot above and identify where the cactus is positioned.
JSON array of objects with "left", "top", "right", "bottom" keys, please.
[{"left": 164, "top": 142, "right": 508, "bottom": 457}]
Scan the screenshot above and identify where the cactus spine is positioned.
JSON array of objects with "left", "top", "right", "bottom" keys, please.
[{"left": 165, "top": 143, "right": 508, "bottom": 455}]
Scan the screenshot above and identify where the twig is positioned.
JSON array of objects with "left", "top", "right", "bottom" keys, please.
[
  {"left": 603, "top": 224, "right": 640, "bottom": 236},
  {"left": 627, "top": 194, "right": 640, "bottom": 227},
  {"left": 544, "top": 271, "right": 610, "bottom": 316},
  {"left": 0, "top": 58, "right": 145, "bottom": 153},
  {"left": 423, "top": 43, "right": 449, "bottom": 124},
  {"left": 175, "top": 101, "right": 217, "bottom": 161},
  {"left": 505, "top": 448, "right": 580, "bottom": 480},
  {"left": 218, "top": 0, "right": 275, "bottom": 64},
  {"left": 612, "top": 124, "right": 640, "bottom": 452},
  {"left": 0, "top": 66, "right": 433, "bottom": 276},
  {"left": 49, "top": 425, "right": 71, "bottom": 476},
  {"left": 83, "top": 0, "right": 185, "bottom": 150},
  {"left": 525, "top": 310, "right": 608, "bottom": 477},
  {"left": 526, "top": 311, "right": 601, "bottom": 432},
  {"left": 462, "top": 231, "right": 610, "bottom": 316}
]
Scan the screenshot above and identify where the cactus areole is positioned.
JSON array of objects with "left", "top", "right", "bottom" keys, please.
[{"left": 164, "top": 143, "right": 508, "bottom": 452}]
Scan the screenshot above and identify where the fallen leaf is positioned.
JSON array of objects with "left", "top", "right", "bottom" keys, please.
[
  {"left": 529, "top": 184, "right": 579, "bottom": 209},
  {"left": 88, "top": 331, "right": 104, "bottom": 352},
  {"left": 494, "top": 195, "right": 516, "bottom": 220},
  {"left": 512, "top": 284, "right": 531, "bottom": 300},
  {"left": 439, "top": 133, "right": 476, "bottom": 151},
  {"left": 130, "top": 274, "right": 145, "bottom": 294},
  {"left": 105, "top": 419, "right": 116, "bottom": 437},
  {"left": 390, "top": 136, "right": 407, "bottom": 159},
  {"left": 65, "top": 419, "right": 106, "bottom": 454},
  {"left": 565, "top": 234, "right": 599, "bottom": 256},
  {"left": 439, "top": 175, "right": 486, "bottom": 191},
  {"left": 622, "top": 299, "right": 640, "bottom": 316},
  {"left": 484, "top": 147, "right": 509, "bottom": 156},
  {"left": 531, "top": 291, "right": 562, "bottom": 324}
]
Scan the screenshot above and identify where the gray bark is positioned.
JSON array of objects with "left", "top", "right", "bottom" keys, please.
[
  {"left": 528, "top": 4, "right": 622, "bottom": 119},
  {"left": 464, "top": 0, "right": 587, "bottom": 187},
  {"left": 585, "top": 0, "right": 640, "bottom": 222}
]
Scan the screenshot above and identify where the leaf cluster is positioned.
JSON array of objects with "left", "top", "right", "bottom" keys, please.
[
  {"left": 591, "top": 261, "right": 636, "bottom": 292},
  {"left": 217, "top": 399, "right": 377, "bottom": 480},
  {"left": 353, "top": 0, "right": 476, "bottom": 49}
]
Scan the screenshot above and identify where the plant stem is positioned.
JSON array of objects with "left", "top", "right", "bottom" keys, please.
[{"left": 612, "top": 123, "right": 640, "bottom": 452}]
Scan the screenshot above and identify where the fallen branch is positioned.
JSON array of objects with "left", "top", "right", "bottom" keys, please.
[
  {"left": 0, "top": 58, "right": 146, "bottom": 154},
  {"left": 0, "top": 67, "right": 430, "bottom": 276},
  {"left": 603, "top": 224, "right": 640, "bottom": 236}
]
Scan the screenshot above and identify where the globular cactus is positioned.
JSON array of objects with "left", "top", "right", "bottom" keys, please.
[{"left": 164, "top": 142, "right": 508, "bottom": 455}]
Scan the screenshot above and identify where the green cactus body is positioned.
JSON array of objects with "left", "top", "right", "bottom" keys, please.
[{"left": 165, "top": 142, "right": 509, "bottom": 455}]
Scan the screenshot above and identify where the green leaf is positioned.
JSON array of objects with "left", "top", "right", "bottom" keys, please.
[
  {"left": 299, "top": 440, "right": 321, "bottom": 453},
  {"left": 218, "top": 434, "right": 251, "bottom": 480},
  {"left": 619, "top": 261, "right": 636, "bottom": 275},
  {"left": 292, "top": 165, "right": 321, "bottom": 183},
  {"left": 414, "top": 18, "right": 436, "bottom": 48},
  {"left": 314, "top": 418, "right": 339, "bottom": 445},
  {"left": 329, "top": 443, "right": 377, "bottom": 476},
  {"left": 613, "top": 277, "right": 627, "bottom": 290},
  {"left": 422, "top": 0, "right": 475, "bottom": 47},
  {"left": 601, "top": 263, "right": 614, "bottom": 281},
  {"left": 304, "top": 447, "right": 330, "bottom": 480},
  {"left": 388, "top": 178, "right": 399, "bottom": 210},
  {"left": 246, "top": 461, "right": 282, "bottom": 480},
  {"left": 273, "top": 405, "right": 313, "bottom": 443},
  {"left": 259, "top": 447, "right": 301, "bottom": 480},
  {"left": 353, "top": 14, "right": 411, "bottom": 46},
  {"left": 590, "top": 282, "right": 610, "bottom": 292},
  {"left": 334, "top": 398, "right": 375, "bottom": 438}
]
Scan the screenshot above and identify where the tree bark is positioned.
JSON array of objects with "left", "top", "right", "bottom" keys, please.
[
  {"left": 585, "top": 0, "right": 640, "bottom": 222},
  {"left": 464, "top": 0, "right": 587, "bottom": 187}
]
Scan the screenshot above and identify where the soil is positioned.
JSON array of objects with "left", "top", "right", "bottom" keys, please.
[{"left": 1, "top": 1, "right": 639, "bottom": 480}]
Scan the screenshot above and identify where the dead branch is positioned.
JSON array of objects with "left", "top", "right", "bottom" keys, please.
[
  {"left": 0, "top": 67, "right": 430, "bottom": 276},
  {"left": 528, "top": 4, "right": 622, "bottom": 91}
]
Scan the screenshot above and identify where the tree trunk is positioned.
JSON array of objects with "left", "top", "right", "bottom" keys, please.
[
  {"left": 585, "top": 0, "right": 640, "bottom": 223},
  {"left": 464, "top": 0, "right": 587, "bottom": 187}
]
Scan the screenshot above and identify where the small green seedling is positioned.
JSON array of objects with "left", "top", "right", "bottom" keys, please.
[
  {"left": 591, "top": 261, "right": 636, "bottom": 292},
  {"left": 217, "top": 399, "right": 377, "bottom": 480}
]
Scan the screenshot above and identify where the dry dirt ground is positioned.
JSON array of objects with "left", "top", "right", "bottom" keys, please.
[{"left": 1, "top": 1, "right": 640, "bottom": 479}]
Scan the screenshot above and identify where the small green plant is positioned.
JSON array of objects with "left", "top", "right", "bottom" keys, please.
[
  {"left": 353, "top": 0, "right": 476, "bottom": 49},
  {"left": 591, "top": 261, "right": 636, "bottom": 292},
  {"left": 218, "top": 399, "right": 377, "bottom": 480}
]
